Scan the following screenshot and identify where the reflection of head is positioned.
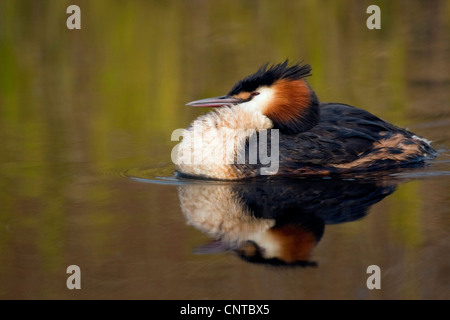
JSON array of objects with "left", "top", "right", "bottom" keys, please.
[
  {"left": 237, "top": 228, "right": 319, "bottom": 267},
  {"left": 178, "top": 179, "right": 396, "bottom": 267},
  {"left": 234, "top": 207, "right": 325, "bottom": 266}
]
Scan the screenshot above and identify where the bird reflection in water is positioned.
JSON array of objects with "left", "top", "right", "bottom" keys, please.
[{"left": 177, "top": 178, "right": 397, "bottom": 267}]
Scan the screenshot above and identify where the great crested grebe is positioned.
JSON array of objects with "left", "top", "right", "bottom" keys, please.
[{"left": 174, "top": 60, "right": 436, "bottom": 180}]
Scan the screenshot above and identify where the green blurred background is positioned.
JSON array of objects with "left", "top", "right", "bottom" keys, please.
[{"left": 0, "top": 0, "right": 449, "bottom": 299}]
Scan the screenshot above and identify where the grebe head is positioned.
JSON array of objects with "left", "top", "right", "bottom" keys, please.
[{"left": 186, "top": 60, "right": 320, "bottom": 134}]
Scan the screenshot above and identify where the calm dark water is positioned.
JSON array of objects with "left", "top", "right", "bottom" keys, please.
[{"left": 0, "top": 0, "right": 449, "bottom": 299}]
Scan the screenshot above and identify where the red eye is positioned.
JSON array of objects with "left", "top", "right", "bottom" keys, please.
[{"left": 251, "top": 92, "right": 260, "bottom": 97}]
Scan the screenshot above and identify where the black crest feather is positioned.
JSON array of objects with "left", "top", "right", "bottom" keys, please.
[{"left": 228, "top": 60, "right": 312, "bottom": 96}]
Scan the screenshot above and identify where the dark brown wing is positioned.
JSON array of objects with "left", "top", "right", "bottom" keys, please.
[{"left": 236, "top": 103, "right": 436, "bottom": 177}]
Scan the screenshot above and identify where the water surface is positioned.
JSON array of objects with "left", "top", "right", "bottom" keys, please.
[{"left": 0, "top": 0, "right": 449, "bottom": 300}]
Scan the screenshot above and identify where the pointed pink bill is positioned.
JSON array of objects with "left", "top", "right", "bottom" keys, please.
[{"left": 186, "top": 95, "right": 242, "bottom": 107}]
